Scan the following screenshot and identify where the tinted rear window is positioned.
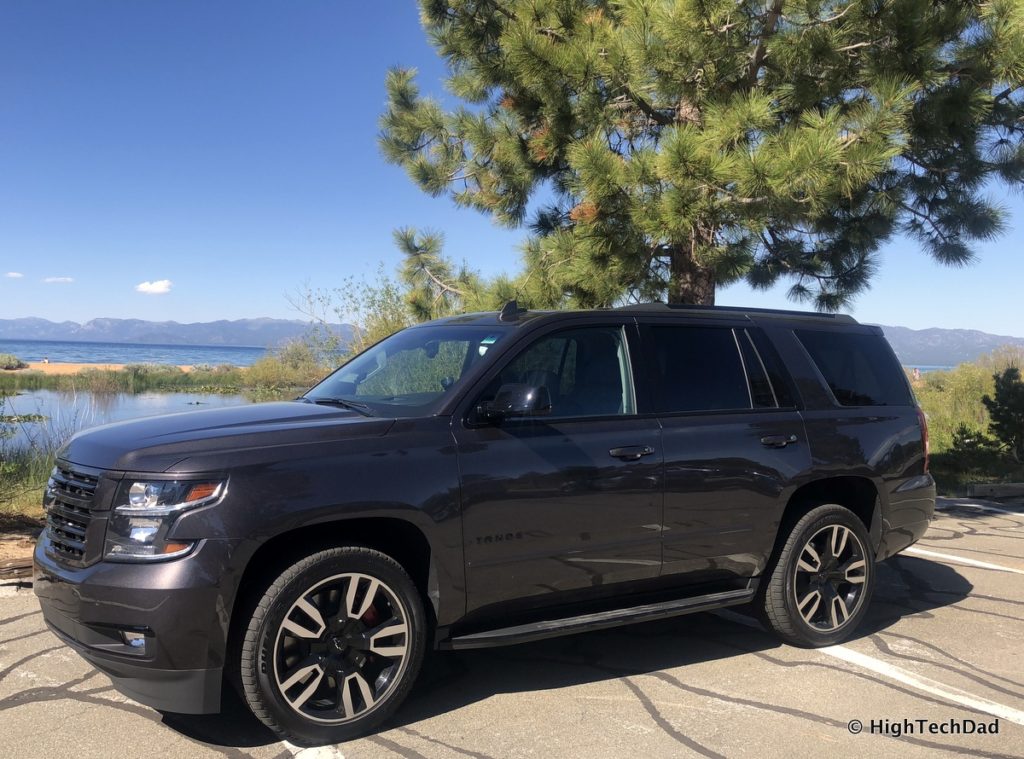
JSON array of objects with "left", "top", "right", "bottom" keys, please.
[
  {"left": 646, "top": 326, "right": 751, "bottom": 413},
  {"left": 796, "top": 329, "right": 912, "bottom": 407}
]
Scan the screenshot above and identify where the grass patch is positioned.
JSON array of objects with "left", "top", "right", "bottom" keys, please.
[
  {"left": 1, "top": 443, "right": 55, "bottom": 525},
  {"left": 1, "top": 392, "right": 98, "bottom": 523},
  {"left": 0, "top": 487, "right": 46, "bottom": 524},
  {"left": 0, "top": 364, "right": 244, "bottom": 394},
  {"left": 0, "top": 358, "right": 325, "bottom": 397}
]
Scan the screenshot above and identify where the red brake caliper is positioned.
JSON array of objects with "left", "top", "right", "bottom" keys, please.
[
  {"left": 361, "top": 604, "right": 381, "bottom": 627},
  {"left": 360, "top": 604, "right": 381, "bottom": 659}
]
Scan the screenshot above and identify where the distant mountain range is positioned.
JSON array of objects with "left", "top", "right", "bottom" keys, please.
[
  {"left": 876, "top": 325, "right": 1024, "bottom": 367},
  {"left": 0, "top": 317, "right": 350, "bottom": 349},
  {"left": 0, "top": 316, "right": 1021, "bottom": 367}
]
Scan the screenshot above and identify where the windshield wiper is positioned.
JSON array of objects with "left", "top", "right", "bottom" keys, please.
[{"left": 305, "top": 397, "right": 375, "bottom": 417}]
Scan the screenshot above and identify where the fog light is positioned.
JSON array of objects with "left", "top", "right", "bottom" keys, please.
[{"left": 122, "top": 631, "right": 146, "bottom": 649}]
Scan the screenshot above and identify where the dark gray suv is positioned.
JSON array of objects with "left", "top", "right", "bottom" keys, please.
[{"left": 34, "top": 303, "right": 935, "bottom": 745}]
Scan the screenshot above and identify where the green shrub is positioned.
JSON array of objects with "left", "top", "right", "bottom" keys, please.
[
  {"left": 0, "top": 353, "right": 28, "bottom": 370},
  {"left": 914, "top": 362, "right": 994, "bottom": 454},
  {"left": 930, "top": 448, "right": 1024, "bottom": 495},
  {"left": 982, "top": 367, "right": 1024, "bottom": 462}
]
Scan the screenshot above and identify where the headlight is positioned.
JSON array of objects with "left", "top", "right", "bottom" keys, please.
[{"left": 104, "top": 479, "right": 225, "bottom": 562}]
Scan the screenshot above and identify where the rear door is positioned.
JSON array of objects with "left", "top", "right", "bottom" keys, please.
[{"left": 635, "top": 318, "right": 811, "bottom": 584}]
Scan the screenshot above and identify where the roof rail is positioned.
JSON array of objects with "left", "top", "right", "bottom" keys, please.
[{"left": 614, "top": 302, "right": 858, "bottom": 324}]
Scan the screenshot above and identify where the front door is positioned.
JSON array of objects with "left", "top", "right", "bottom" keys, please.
[{"left": 455, "top": 322, "right": 663, "bottom": 616}]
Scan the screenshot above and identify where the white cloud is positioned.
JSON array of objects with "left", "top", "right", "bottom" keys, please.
[
  {"left": 5, "top": 272, "right": 23, "bottom": 278},
  {"left": 43, "top": 276, "right": 74, "bottom": 284},
  {"left": 135, "top": 279, "right": 173, "bottom": 295}
]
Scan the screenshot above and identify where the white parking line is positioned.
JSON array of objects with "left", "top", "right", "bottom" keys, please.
[
  {"left": 904, "top": 546, "right": 1024, "bottom": 575},
  {"left": 821, "top": 645, "right": 1024, "bottom": 726},
  {"left": 713, "top": 610, "right": 1024, "bottom": 726},
  {"left": 281, "top": 741, "right": 346, "bottom": 758},
  {"left": 936, "top": 501, "right": 1023, "bottom": 517}
]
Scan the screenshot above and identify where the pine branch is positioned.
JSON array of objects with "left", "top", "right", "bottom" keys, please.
[
  {"left": 995, "top": 86, "right": 1021, "bottom": 103},
  {"left": 418, "top": 263, "right": 467, "bottom": 298},
  {"left": 622, "top": 87, "right": 673, "bottom": 126},
  {"left": 836, "top": 41, "right": 874, "bottom": 54},
  {"left": 747, "top": 0, "right": 785, "bottom": 88},
  {"left": 537, "top": 26, "right": 566, "bottom": 42},
  {"left": 899, "top": 201, "right": 951, "bottom": 243},
  {"left": 903, "top": 154, "right": 953, "bottom": 177}
]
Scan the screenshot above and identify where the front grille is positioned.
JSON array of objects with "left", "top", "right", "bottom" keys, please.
[{"left": 45, "top": 466, "right": 100, "bottom": 565}]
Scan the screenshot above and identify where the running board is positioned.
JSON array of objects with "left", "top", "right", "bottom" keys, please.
[{"left": 444, "top": 588, "right": 755, "bottom": 650}]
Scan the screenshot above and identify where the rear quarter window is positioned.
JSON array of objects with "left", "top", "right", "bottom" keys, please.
[{"left": 795, "top": 329, "right": 912, "bottom": 407}]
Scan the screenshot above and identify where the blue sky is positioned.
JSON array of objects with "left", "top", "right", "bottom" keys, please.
[{"left": 1, "top": 1, "right": 1022, "bottom": 335}]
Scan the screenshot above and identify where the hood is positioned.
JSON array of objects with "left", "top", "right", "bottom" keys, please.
[{"left": 58, "top": 400, "right": 396, "bottom": 473}]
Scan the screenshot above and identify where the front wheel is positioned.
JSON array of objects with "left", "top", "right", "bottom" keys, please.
[
  {"left": 239, "top": 547, "right": 426, "bottom": 745},
  {"left": 760, "top": 504, "right": 875, "bottom": 647}
]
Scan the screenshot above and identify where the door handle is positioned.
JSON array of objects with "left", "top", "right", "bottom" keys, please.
[
  {"left": 760, "top": 434, "right": 799, "bottom": 448},
  {"left": 609, "top": 445, "right": 656, "bottom": 461}
]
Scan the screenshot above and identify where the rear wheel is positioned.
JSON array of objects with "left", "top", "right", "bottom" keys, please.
[
  {"left": 760, "top": 504, "right": 875, "bottom": 647},
  {"left": 240, "top": 547, "right": 426, "bottom": 745}
]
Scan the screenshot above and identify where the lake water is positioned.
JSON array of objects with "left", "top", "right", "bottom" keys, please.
[
  {"left": 0, "top": 339, "right": 267, "bottom": 367},
  {"left": 1, "top": 389, "right": 255, "bottom": 452},
  {"left": 0, "top": 363, "right": 957, "bottom": 456}
]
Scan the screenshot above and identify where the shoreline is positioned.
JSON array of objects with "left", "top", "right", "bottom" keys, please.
[{"left": 14, "top": 362, "right": 197, "bottom": 375}]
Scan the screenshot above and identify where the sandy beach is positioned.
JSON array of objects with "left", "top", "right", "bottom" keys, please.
[{"left": 17, "top": 362, "right": 195, "bottom": 375}]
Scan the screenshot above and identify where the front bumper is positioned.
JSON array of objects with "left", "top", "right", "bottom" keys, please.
[{"left": 33, "top": 535, "right": 241, "bottom": 714}]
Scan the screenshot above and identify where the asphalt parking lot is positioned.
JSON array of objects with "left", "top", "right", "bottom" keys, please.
[{"left": 1, "top": 497, "right": 1022, "bottom": 759}]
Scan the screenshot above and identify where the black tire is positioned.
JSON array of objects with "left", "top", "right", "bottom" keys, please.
[
  {"left": 240, "top": 547, "right": 426, "bottom": 745},
  {"left": 760, "top": 504, "right": 875, "bottom": 647}
]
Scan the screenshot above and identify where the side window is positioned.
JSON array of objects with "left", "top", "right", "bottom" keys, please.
[
  {"left": 645, "top": 326, "right": 751, "bottom": 413},
  {"left": 796, "top": 329, "right": 912, "bottom": 407},
  {"left": 747, "top": 328, "right": 795, "bottom": 407},
  {"left": 481, "top": 326, "right": 635, "bottom": 418},
  {"left": 737, "top": 330, "right": 777, "bottom": 408}
]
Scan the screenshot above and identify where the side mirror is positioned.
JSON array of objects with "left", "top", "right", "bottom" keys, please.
[{"left": 479, "top": 383, "right": 552, "bottom": 421}]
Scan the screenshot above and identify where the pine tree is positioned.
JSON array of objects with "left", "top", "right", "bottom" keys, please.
[
  {"left": 380, "top": 0, "right": 1024, "bottom": 309},
  {"left": 983, "top": 366, "right": 1024, "bottom": 461}
]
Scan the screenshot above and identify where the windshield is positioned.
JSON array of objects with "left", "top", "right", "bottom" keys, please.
[{"left": 304, "top": 325, "right": 511, "bottom": 415}]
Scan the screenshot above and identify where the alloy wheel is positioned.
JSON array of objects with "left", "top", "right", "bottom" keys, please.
[
  {"left": 272, "top": 572, "right": 410, "bottom": 724},
  {"left": 791, "top": 524, "right": 867, "bottom": 632}
]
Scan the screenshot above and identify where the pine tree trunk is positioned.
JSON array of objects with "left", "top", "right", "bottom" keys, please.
[{"left": 667, "top": 246, "right": 715, "bottom": 305}]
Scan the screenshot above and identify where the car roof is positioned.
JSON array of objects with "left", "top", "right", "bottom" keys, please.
[{"left": 416, "top": 303, "right": 858, "bottom": 328}]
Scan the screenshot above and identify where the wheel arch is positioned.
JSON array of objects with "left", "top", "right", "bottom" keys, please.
[
  {"left": 778, "top": 476, "right": 882, "bottom": 554},
  {"left": 226, "top": 517, "right": 440, "bottom": 667}
]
